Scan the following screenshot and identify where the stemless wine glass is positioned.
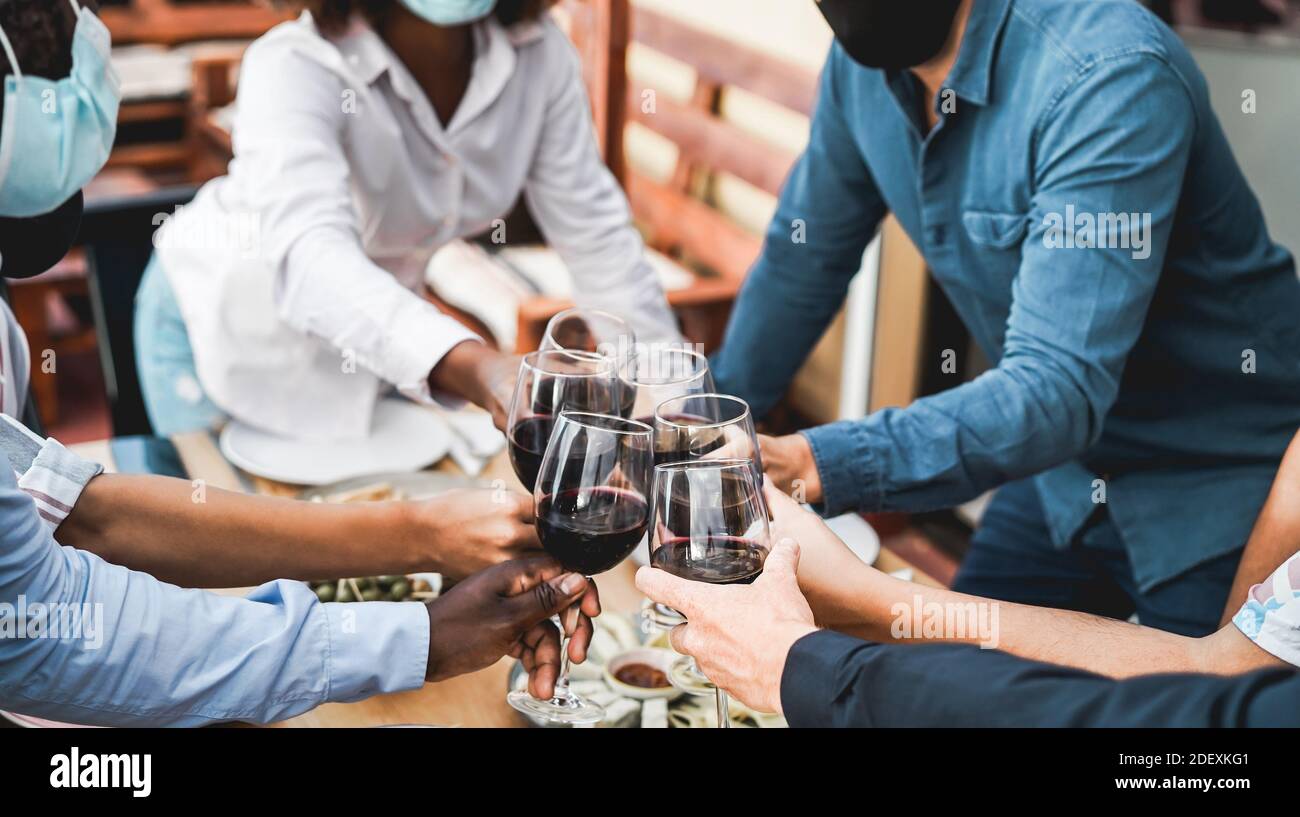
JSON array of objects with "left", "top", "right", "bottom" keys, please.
[
  {"left": 505, "top": 350, "right": 617, "bottom": 494},
  {"left": 649, "top": 459, "right": 771, "bottom": 728},
  {"left": 507, "top": 411, "right": 654, "bottom": 725},
  {"left": 619, "top": 347, "right": 714, "bottom": 424},
  {"left": 540, "top": 307, "right": 637, "bottom": 364},
  {"left": 643, "top": 393, "right": 764, "bottom": 633}
]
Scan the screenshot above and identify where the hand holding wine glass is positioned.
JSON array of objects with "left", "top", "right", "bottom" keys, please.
[
  {"left": 634, "top": 539, "right": 815, "bottom": 716},
  {"left": 506, "top": 411, "right": 654, "bottom": 724}
]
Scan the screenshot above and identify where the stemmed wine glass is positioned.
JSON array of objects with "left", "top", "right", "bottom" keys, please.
[
  {"left": 505, "top": 350, "right": 617, "bottom": 493},
  {"left": 507, "top": 411, "right": 654, "bottom": 724},
  {"left": 540, "top": 307, "right": 637, "bottom": 364},
  {"left": 643, "top": 393, "right": 764, "bottom": 633},
  {"left": 649, "top": 458, "right": 771, "bottom": 728},
  {"left": 618, "top": 347, "right": 714, "bottom": 424}
]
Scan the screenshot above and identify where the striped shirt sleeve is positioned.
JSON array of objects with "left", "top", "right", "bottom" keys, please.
[
  {"left": 0, "top": 413, "right": 102, "bottom": 533},
  {"left": 1232, "top": 551, "right": 1300, "bottom": 668}
]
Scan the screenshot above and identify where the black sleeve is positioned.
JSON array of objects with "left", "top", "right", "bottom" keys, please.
[{"left": 780, "top": 630, "right": 1300, "bottom": 727}]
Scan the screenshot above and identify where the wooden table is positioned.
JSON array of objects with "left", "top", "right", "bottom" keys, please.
[{"left": 71, "top": 431, "right": 933, "bottom": 728}]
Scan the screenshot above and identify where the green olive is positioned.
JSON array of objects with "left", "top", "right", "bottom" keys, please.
[
  {"left": 378, "top": 575, "right": 403, "bottom": 590},
  {"left": 361, "top": 587, "right": 383, "bottom": 602},
  {"left": 336, "top": 585, "right": 355, "bottom": 603},
  {"left": 388, "top": 580, "right": 411, "bottom": 601},
  {"left": 314, "top": 584, "right": 336, "bottom": 603}
]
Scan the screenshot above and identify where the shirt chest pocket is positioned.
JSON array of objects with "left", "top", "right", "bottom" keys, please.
[{"left": 961, "top": 209, "right": 1029, "bottom": 250}]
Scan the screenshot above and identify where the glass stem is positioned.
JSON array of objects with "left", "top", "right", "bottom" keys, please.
[
  {"left": 716, "top": 688, "right": 731, "bottom": 729},
  {"left": 553, "top": 633, "right": 573, "bottom": 703}
]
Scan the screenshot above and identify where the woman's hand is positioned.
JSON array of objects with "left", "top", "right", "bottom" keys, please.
[
  {"left": 428, "top": 340, "right": 520, "bottom": 430},
  {"left": 635, "top": 540, "right": 815, "bottom": 714},
  {"left": 406, "top": 488, "right": 542, "bottom": 580},
  {"left": 425, "top": 556, "right": 601, "bottom": 699},
  {"left": 759, "top": 433, "right": 823, "bottom": 504}
]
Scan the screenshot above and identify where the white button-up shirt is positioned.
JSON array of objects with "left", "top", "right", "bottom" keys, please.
[{"left": 156, "top": 12, "right": 678, "bottom": 441}]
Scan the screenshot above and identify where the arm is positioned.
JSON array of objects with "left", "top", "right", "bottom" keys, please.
[
  {"left": 1220, "top": 428, "right": 1300, "bottom": 625},
  {"left": 0, "top": 468, "right": 428, "bottom": 726},
  {"left": 522, "top": 27, "right": 680, "bottom": 345},
  {"left": 766, "top": 483, "right": 1287, "bottom": 678},
  {"left": 710, "top": 46, "right": 887, "bottom": 417},
  {"left": 780, "top": 55, "right": 1196, "bottom": 514},
  {"left": 55, "top": 474, "right": 540, "bottom": 587},
  {"left": 230, "top": 40, "right": 493, "bottom": 410},
  {"left": 781, "top": 631, "right": 1300, "bottom": 728},
  {"left": 634, "top": 535, "right": 1300, "bottom": 727}
]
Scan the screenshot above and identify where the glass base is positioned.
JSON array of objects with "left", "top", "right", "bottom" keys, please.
[
  {"left": 507, "top": 689, "right": 605, "bottom": 725},
  {"left": 668, "top": 655, "right": 716, "bottom": 697},
  {"left": 640, "top": 600, "right": 686, "bottom": 633}
]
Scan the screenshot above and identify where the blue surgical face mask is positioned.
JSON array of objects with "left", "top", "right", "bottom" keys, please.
[
  {"left": 398, "top": 0, "right": 497, "bottom": 26},
  {"left": 0, "top": 0, "right": 121, "bottom": 219}
]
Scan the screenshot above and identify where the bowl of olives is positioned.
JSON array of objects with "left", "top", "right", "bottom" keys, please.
[{"left": 308, "top": 573, "right": 442, "bottom": 604}]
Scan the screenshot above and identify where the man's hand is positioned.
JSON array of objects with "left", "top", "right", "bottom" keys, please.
[
  {"left": 428, "top": 341, "right": 520, "bottom": 431},
  {"left": 634, "top": 540, "right": 817, "bottom": 714},
  {"left": 759, "top": 433, "right": 823, "bottom": 504},
  {"left": 424, "top": 556, "right": 601, "bottom": 699},
  {"left": 408, "top": 489, "right": 541, "bottom": 580}
]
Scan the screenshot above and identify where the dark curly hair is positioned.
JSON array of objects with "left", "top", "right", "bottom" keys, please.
[
  {"left": 272, "top": 0, "right": 557, "bottom": 33},
  {"left": 0, "top": 0, "right": 80, "bottom": 80}
]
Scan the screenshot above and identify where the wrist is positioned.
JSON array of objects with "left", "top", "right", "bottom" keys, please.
[
  {"left": 388, "top": 498, "right": 447, "bottom": 575},
  {"left": 428, "top": 339, "right": 493, "bottom": 406}
]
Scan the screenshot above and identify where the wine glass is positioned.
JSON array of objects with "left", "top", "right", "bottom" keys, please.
[
  {"left": 643, "top": 393, "right": 763, "bottom": 632},
  {"left": 505, "top": 350, "right": 617, "bottom": 494},
  {"left": 649, "top": 459, "right": 771, "bottom": 728},
  {"left": 507, "top": 411, "right": 654, "bottom": 724},
  {"left": 541, "top": 307, "right": 637, "bottom": 364},
  {"left": 618, "top": 347, "right": 714, "bottom": 424}
]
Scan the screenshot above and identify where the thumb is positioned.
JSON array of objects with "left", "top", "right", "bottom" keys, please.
[
  {"left": 762, "top": 537, "right": 801, "bottom": 581},
  {"left": 505, "top": 571, "right": 588, "bottom": 623}
]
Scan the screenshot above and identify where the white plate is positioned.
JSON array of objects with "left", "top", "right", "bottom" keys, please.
[
  {"left": 219, "top": 399, "right": 452, "bottom": 486},
  {"left": 822, "top": 511, "right": 882, "bottom": 566}
]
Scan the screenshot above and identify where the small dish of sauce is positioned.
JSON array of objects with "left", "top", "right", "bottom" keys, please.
[{"left": 613, "top": 662, "right": 670, "bottom": 689}]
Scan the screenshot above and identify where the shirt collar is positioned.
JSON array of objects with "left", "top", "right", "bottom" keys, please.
[
  {"left": 331, "top": 14, "right": 541, "bottom": 134},
  {"left": 940, "top": 0, "right": 1013, "bottom": 106}
]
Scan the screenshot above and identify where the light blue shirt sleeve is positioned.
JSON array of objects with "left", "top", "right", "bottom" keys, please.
[{"left": 0, "top": 467, "right": 429, "bottom": 726}]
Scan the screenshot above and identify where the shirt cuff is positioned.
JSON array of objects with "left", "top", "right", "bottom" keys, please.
[
  {"left": 780, "top": 629, "right": 880, "bottom": 728},
  {"left": 387, "top": 307, "right": 483, "bottom": 407},
  {"left": 801, "top": 420, "right": 881, "bottom": 517},
  {"left": 12, "top": 431, "right": 104, "bottom": 533},
  {"left": 322, "top": 600, "right": 430, "bottom": 703}
]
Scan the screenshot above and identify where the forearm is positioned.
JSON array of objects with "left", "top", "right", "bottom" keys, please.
[
  {"left": 780, "top": 631, "right": 1300, "bottom": 728},
  {"left": 806, "top": 562, "right": 1204, "bottom": 678},
  {"left": 1219, "top": 430, "right": 1300, "bottom": 625},
  {"left": 56, "top": 474, "right": 429, "bottom": 588}
]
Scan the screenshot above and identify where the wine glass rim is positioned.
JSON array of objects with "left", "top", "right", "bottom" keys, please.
[
  {"left": 543, "top": 308, "right": 636, "bottom": 348},
  {"left": 653, "top": 392, "right": 752, "bottom": 428},
  {"left": 619, "top": 346, "right": 710, "bottom": 386},
  {"left": 653, "top": 456, "right": 755, "bottom": 474},
  {"left": 521, "top": 348, "right": 615, "bottom": 376},
  {"left": 557, "top": 410, "right": 653, "bottom": 436}
]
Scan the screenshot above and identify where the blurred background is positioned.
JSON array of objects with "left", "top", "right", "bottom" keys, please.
[{"left": 20, "top": 0, "right": 1300, "bottom": 550}]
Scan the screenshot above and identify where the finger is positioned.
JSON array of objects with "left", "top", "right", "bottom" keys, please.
[
  {"left": 511, "top": 521, "right": 542, "bottom": 552},
  {"left": 667, "top": 622, "right": 692, "bottom": 657},
  {"left": 763, "top": 479, "right": 799, "bottom": 512},
  {"left": 635, "top": 565, "right": 705, "bottom": 620},
  {"left": 491, "top": 554, "right": 566, "bottom": 599},
  {"left": 511, "top": 491, "right": 536, "bottom": 524},
  {"left": 762, "top": 537, "right": 802, "bottom": 580},
  {"left": 578, "top": 577, "right": 602, "bottom": 619},
  {"left": 568, "top": 611, "right": 594, "bottom": 664},
  {"left": 528, "top": 622, "right": 562, "bottom": 699},
  {"left": 504, "top": 570, "right": 589, "bottom": 623}
]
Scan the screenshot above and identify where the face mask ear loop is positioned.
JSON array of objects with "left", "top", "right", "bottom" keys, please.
[
  {"left": 68, "top": 0, "right": 84, "bottom": 16},
  {"left": 0, "top": 22, "right": 22, "bottom": 84}
]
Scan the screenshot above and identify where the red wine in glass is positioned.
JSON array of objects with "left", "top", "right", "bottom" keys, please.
[
  {"left": 650, "top": 535, "right": 765, "bottom": 584},
  {"left": 538, "top": 487, "right": 650, "bottom": 575}
]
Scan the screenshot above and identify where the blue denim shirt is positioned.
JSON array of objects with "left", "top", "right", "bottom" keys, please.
[
  {"left": 713, "top": 0, "right": 1300, "bottom": 590},
  {"left": 0, "top": 465, "right": 429, "bottom": 726}
]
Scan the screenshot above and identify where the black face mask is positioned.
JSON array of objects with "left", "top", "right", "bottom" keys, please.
[
  {"left": 0, "top": 192, "right": 84, "bottom": 280},
  {"left": 816, "top": 0, "right": 963, "bottom": 70}
]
